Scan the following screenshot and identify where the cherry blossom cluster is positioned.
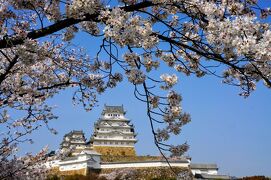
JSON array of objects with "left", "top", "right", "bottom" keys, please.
[
  {"left": 160, "top": 74, "right": 178, "bottom": 90},
  {"left": 0, "top": 146, "right": 49, "bottom": 179},
  {"left": 126, "top": 69, "right": 146, "bottom": 85},
  {"left": 80, "top": 22, "right": 100, "bottom": 35},
  {"left": 123, "top": 52, "right": 140, "bottom": 67},
  {"left": 142, "top": 53, "right": 160, "bottom": 72},
  {"left": 68, "top": 0, "right": 101, "bottom": 19},
  {"left": 100, "top": 8, "right": 158, "bottom": 48}
]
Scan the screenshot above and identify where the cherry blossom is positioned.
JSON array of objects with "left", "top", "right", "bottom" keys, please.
[{"left": 0, "top": 0, "right": 270, "bottom": 178}]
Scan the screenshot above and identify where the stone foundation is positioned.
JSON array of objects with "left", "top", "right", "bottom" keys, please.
[
  {"left": 48, "top": 167, "right": 86, "bottom": 176},
  {"left": 48, "top": 167, "right": 101, "bottom": 177},
  {"left": 100, "top": 167, "right": 192, "bottom": 180},
  {"left": 93, "top": 146, "right": 136, "bottom": 156},
  {"left": 59, "top": 168, "right": 87, "bottom": 176},
  {"left": 48, "top": 167, "right": 60, "bottom": 175}
]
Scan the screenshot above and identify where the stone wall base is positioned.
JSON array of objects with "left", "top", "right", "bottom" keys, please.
[
  {"left": 48, "top": 167, "right": 101, "bottom": 176},
  {"left": 100, "top": 167, "right": 192, "bottom": 180},
  {"left": 93, "top": 146, "right": 136, "bottom": 156}
]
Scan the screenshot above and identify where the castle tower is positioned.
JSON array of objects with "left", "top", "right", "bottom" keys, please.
[
  {"left": 90, "top": 105, "right": 137, "bottom": 156},
  {"left": 60, "top": 130, "right": 87, "bottom": 156}
]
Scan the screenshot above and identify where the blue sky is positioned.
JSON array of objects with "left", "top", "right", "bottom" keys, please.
[{"left": 17, "top": 1, "right": 271, "bottom": 178}]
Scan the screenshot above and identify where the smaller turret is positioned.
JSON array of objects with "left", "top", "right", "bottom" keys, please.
[{"left": 60, "top": 130, "right": 87, "bottom": 156}]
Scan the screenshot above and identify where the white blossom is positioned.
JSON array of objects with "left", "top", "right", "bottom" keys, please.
[
  {"left": 160, "top": 74, "right": 178, "bottom": 90},
  {"left": 68, "top": 0, "right": 101, "bottom": 19},
  {"left": 126, "top": 69, "right": 146, "bottom": 84}
]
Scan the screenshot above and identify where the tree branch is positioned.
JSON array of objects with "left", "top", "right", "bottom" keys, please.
[{"left": 0, "top": 1, "right": 154, "bottom": 49}]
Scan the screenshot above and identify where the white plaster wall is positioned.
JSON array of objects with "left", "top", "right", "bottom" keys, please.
[
  {"left": 78, "top": 155, "right": 88, "bottom": 161},
  {"left": 191, "top": 169, "right": 218, "bottom": 175},
  {"left": 45, "top": 160, "right": 60, "bottom": 168},
  {"left": 97, "top": 129, "right": 133, "bottom": 134},
  {"left": 103, "top": 114, "right": 126, "bottom": 118},
  {"left": 59, "top": 162, "right": 87, "bottom": 171},
  {"left": 92, "top": 131, "right": 136, "bottom": 143},
  {"left": 94, "top": 135, "right": 136, "bottom": 141},
  {"left": 58, "top": 154, "right": 101, "bottom": 171},
  {"left": 101, "top": 161, "right": 189, "bottom": 169}
]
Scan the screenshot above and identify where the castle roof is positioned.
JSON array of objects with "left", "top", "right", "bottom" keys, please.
[
  {"left": 63, "top": 130, "right": 85, "bottom": 137},
  {"left": 79, "top": 150, "right": 101, "bottom": 156},
  {"left": 102, "top": 105, "right": 125, "bottom": 115}
]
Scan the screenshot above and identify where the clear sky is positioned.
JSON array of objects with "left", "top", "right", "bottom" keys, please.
[{"left": 18, "top": 1, "right": 271, "bottom": 178}]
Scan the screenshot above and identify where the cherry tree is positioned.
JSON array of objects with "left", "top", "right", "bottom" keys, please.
[{"left": 0, "top": 0, "right": 271, "bottom": 178}]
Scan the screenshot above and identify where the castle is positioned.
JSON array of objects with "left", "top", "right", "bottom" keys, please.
[
  {"left": 90, "top": 105, "right": 137, "bottom": 156},
  {"left": 46, "top": 105, "right": 224, "bottom": 179},
  {"left": 60, "top": 130, "right": 87, "bottom": 156}
]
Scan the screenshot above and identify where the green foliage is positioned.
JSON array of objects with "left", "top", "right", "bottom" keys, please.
[
  {"left": 46, "top": 173, "right": 107, "bottom": 180},
  {"left": 241, "top": 176, "right": 270, "bottom": 180},
  {"left": 46, "top": 174, "right": 59, "bottom": 180},
  {"left": 101, "top": 155, "right": 162, "bottom": 162}
]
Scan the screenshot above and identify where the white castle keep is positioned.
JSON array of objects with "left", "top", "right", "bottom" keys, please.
[{"left": 89, "top": 105, "right": 137, "bottom": 156}]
